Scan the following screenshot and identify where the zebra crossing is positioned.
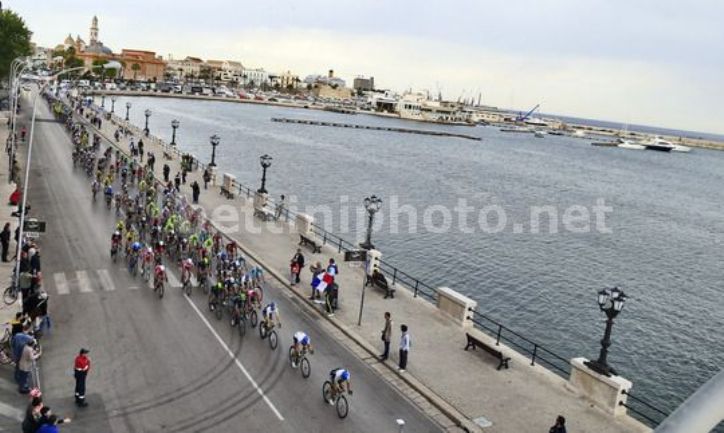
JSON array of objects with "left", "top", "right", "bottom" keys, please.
[{"left": 44, "top": 268, "right": 193, "bottom": 295}]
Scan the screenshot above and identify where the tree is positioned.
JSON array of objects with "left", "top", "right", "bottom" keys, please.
[
  {"left": 0, "top": 9, "right": 33, "bottom": 82},
  {"left": 131, "top": 63, "right": 141, "bottom": 80}
]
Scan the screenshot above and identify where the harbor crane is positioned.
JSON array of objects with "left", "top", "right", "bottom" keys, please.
[{"left": 515, "top": 104, "right": 540, "bottom": 122}]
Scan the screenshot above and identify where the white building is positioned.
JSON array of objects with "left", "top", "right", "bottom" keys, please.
[
  {"left": 241, "top": 67, "right": 269, "bottom": 87},
  {"left": 166, "top": 56, "right": 205, "bottom": 80}
]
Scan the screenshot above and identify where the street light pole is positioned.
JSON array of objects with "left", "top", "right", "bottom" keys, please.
[
  {"left": 258, "top": 154, "right": 272, "bottom": 193},
  {"left": 110, "top": 96, "right": 116, "bottom": 114},
  {"left": 125, "top": 102, "right": 131, "bottom": 121},
  {"left": 144, "top": 109, "right": 151, "bottom": 136},
  {"left": 101, "top": 94, "right": 106, "bottom": 109},
  {"left": 208, "top": 134, "right": 220, "bottom": 167},
  {"left": 359, "top": 195, "right": 382, "bottom": 250},
  {"left": 170, "top": 119, "right": 180, "bottom": 146},
  {"left": 585, "top": 287, "right": 627, "bottom": 377}
]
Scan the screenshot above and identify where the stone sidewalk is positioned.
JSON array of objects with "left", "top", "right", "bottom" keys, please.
[
  {"left": 77, "top": 97, "right": 651, "bottom": 433},
  {"left": 0, "top": 111, "right": 23, "bottom": 328}
]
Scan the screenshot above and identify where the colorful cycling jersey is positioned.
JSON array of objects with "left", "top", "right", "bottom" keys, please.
[
  {"left": 181, "top": 258, "right": 194, "bottom": 270},
  {"left": 332, "top": 369, "right": 350, "bottom": 382},
  {"left": 250, "top": 266, "right": 263, "bottom": 279},
  {"left": 154, "top": 265, "right": 166, "bottom": 276},
  {"left": 262, "top": 304, "right": 277, "bottom": 318},
  {"left": 293, "top": 331, "right": 310, "bottom": 346}
]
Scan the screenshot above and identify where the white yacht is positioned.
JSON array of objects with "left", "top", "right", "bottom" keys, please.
[
  {"left": 642, "top": 137, "right": 691, "bottom": 153},
  {"left": 616, "top": 139, "right": 645, "bottom": 150}
]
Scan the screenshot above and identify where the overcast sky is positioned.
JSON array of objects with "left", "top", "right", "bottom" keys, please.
[{"left": 10, "top": 0, "right": 724, "bottom": 134}]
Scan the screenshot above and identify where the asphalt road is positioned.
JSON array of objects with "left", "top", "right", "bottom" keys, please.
[{"left": 4, "top": 93, "right": 442, "bottom": 433}]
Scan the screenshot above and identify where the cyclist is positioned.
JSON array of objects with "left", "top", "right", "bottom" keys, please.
[
  {"left": 104, "top": 185, "right": 113, "bottom": 205},
  {"left": 209, "top": 280, "right": 224, "bottom": 309},
  {"left": 154, "top": 263, "right": 168, "bottom": 290},
  {"left": 91, "top": 179, "right": 100, "bottom": 201},
  {"left": 141, "top": 245, "right": 155, "bottom": 277},
  {"left": 261, "top": 301, "right": 281, "bottom": 331},
  {"left": 129, "top": 241, "right": 142, "bottom": 272},
  {"left": 328, "top": 368, "right": 353, "bottom": 404},
  {"left": 292, "top": 331, "right": 314, "bottom": 367},
  {"left": 245, "top": 285, "right": 261, "bottom": 310},
  {"left": 180, "top": 257, "right": 194, "bottom": 286}
]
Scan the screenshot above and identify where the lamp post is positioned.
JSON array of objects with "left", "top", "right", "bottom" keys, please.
[
  {"left": 170, "top": 119, "right": 180, "bottom": 146},
  {"left": 208, "top": 134, "right": 220, "bottom": 167},
  {"left": 101, "top": 94, "right": 106, "bottom": 110},
  {"left": 144, "top": 109, "right": 152, "bottom": 136},
  {"left": 257, "top": 154, "right": 272, "bottom": 194},
  {"left": 110, "top": 96, "right": 116, "bottom": 114},
  {"left": 359, "top": 195, "right": 383, "bottom": 250},
  {"left": 125, "top": 101, "right": 131, "bottom": 121},
  {"left": 585, "top": 287, "right": 627, "bottom": 377}
]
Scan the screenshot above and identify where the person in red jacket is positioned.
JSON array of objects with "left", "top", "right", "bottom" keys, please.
[{"left": 73, "top": 348, "right": 91, "bottom": 407}]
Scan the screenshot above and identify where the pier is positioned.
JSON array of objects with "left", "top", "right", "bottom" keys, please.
[{"left": 271, "top": 117, "right": 482, "bottom": 141}]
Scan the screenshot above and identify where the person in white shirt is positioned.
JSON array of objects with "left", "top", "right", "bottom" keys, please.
[{"left": 399, "top": 324, "right": 410, "bottom": 372}]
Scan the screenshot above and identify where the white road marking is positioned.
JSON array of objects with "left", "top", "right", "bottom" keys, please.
[
  {"left": 97, "top": 269, "right": 115, "bottom": 291},
  {"left": 54, "top": 272, "right": 70, "bottom": 295},
  {"left": 184, "top": 295, "right": 285, "bottom": 421},
  {"left": 76, "top": 270, "right": 93, "bottom": 293},
  {"left": 0, "top": 400, "right": 23, "bottom": 421}
]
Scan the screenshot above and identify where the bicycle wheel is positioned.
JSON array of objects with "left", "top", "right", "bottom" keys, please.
[
  {"left": 3, "top": 286, "right": 18, "bottom": 305},
  {"left": 269, "top": 330, "right": 278, "bottom": 350},
  {"left": 322, "top": 381, "right": 333, "bottom": 403},
  {"left": 288, "top": 346, "right": 295, "bottom": 366},
  {"left": 238, "top": 317, "right": 246, "bottom": 337},
  {"left": 300, "top": 356, "right": 311, "bottom": 378},
  {"left": 208, "top": 299, "right": 215, "bottom": 312},
  {"left": 184, "top": 281, "right": 192, "bottom": 297},
  {"left": 336, "top": 395, "right": 349, "bottom": 419},
  {"left": 215, "top": 302, "right": 223, "bottom": 320},
  {"left": 259, "top": 323, "right": 267, "bottom": 339},
  {"left": 158, "top": 283, "right": 164, "bottom": 299},
  {"left": 249, "top": 310, "right": 258, "bottom": 328}
]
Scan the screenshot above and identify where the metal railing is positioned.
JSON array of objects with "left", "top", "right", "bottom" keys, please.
[{"left": 620, "top": 390, "right": 669, "bottom": 427}]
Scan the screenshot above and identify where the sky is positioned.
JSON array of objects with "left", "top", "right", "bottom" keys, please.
[{"left": 9, "top": 0, "right": 724, "bottom": 134}]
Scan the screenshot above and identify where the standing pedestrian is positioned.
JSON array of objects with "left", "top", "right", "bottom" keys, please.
[
  {"left": 549, "top": 415, "right": 567, "bottom": 433},
  {"left": 17, "top": 339, "right": 37, "bottom": 393},
  {"left": 291, "top": 249, "right": 304, "bottom": 285},
  {"left": 191, "top": 181, "right": 200, "bottom": 203},
  {"left": 147, "top": 152, "right": 155, "bottom": 171},
  {"left": 74, "top": 348, "right": 91, "bottom": 407},
  {"left": 203, "top": 168, "right": 211, "bottom": 189},
  {"left": 308, "top": 261, "right": 323, "bottom": 300},
  {"left": 379, "top": 312, "right": 392, "bottom": 361},
  {"left": 181, "top": 169, "right": 187, "bottom": 184},
  {"left": 163, "top": 164, "right": 170, "bottom": 183},
  {"left": 398, "top": 324, "right": 410, "bottom": 372},
  {"left": 327, "top": 258, "right": 338, "bottom": 277},
  {"left": 174, "top": 173, "right": 181, "bottom": 191},
  {"left": 1, "top": 222, "right": 11, "bottom": 262},
  {"left": 137, "top": 139, "right": 144, "bottom": 162},
  {"left": 290, "top": 260, "right": 300, "bottom": 286},
  {"left": 275, "top": 194, "right": 286, "bottom": 220}
]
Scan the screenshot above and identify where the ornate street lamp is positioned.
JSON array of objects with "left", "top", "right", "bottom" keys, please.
[
  {"left": 110, "top": 96, "right": 116, "bottom": 114},
  {"left": 125, "top": 101, "right": 131, "bottom": 121},
  {"left": 359, "top": 195, "right": 383, "bottom": 250},
  {"left": 170, "top": 119, "right": 180, "bottom": 146},
  {"left": 585, "top": 287, "right": 627, "bottom": 377},
  {"left": 208, "top": 134, "right": 220, "bottom": 167},
  {"left": 257, "top": 154, "right": 272, "bottom": 193},
  {"left": 101, "top": 94, "right": 106, "bottom": 109},
  {"left": 144, "top": 109, "right": 152, "bottom": 136}
]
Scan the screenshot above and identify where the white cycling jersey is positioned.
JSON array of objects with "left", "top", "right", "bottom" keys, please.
[{"left": 293, "top": 331, "right": 310, "bottom": 346}]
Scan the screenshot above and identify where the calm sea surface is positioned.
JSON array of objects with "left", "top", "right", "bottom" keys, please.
[{"left": 112, "top": 96, "right": 724, "bottom": 423}]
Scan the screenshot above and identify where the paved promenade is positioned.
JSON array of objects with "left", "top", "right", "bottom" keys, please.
[{"left": 80, "top": 97, "right": 651, "bottom": 433}]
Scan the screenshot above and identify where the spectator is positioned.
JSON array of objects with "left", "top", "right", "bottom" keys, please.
[
  {"left": 181, "top": 169, "right": 187, "bottom": 185},
  {"left": 163, "top": 164, "right": 170, "bottom": 183},
  {"left": 398, "top": 324, "right": 410, "bottom": 373},
  {"left": 191, "top": 181, "right": 200, "bottom": 203},
  {"left": 290, "top": 260, "right": 300, "bottom": 286},
  {"left": 17, "top": 339, "right": 37, "bottom": 393},
  {"left": 21, "top": 395, "right": 44, "bottom": 433},
  {"left": 291, "top": 249, "right": 304, "bottom": 285},
  {"left": 174, "top": 173, "right": 181, "bottom": 192},
  {"left": 1, "top": 222, "right": 11, "bottom": 261},
  {"left": 203, "top": 168, "right": 211, "bottom": 189},
  {"left": 327, "top": 258, "right": 338, "bottom": 277},
  {"left": 37, "top": 414, "right": 69, "bottom": 433},
  {"left": 147, "top": 152, "right": 156, "bottom": 171},
  {"left": 549, "top": 415, "right": 567, "bottom": 433},
  {"left": 308, "top": 261, "right": 323, "bottom": 300},
  {"left": 138, "top": 139, "right": 144, "bottom": 162},
  {"left": 37, "top": 407, "right": 71, "bottom": 430},
  {"left": 379, "top": 312, "right": 392, "bottom": 361},
  {"left": 275, "top": 194, "right": 286, "bottom": 220},
  {"left": 74, "top": 348, "right": 91, "bottom": 407}
]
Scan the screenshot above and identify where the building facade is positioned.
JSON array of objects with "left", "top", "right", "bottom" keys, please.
[
  {"left": 353, "top": 76, "right": 375, "bottom": 92},
  {"left": 241, "top": 67, "right": 269, "bottom": 87},
  {"left": 119, "top": 49, "right": 166, "bottom": 82}
]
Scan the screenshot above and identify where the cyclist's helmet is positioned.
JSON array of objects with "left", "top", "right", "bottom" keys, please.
[
  {"left": 114, "top": 230, "right": 120, "bottom": 237},
  {"left": 341, "top": 370, "right": 350, "bottom": 381},
  {"left": 158, "top": 241, "right": 165, "bottom": 247},
  {"left": 269, "top": 301, "right": 276, "bottom": 310},
  {"left": 131, "top": 242, "right": 142, "bottom": 251},
  {"left": 220, "top": 252, "right": 227, "bottom": 261}
]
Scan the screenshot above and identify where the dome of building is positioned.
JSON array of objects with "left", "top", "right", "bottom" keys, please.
[
  {"left": 64, "top": 34, "right": 74, "bottom": 46},
  {"left": 84, "top": 42, "right": 114, "bottom": 55}
]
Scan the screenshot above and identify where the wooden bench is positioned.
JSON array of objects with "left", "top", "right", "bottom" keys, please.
[
  {"left": 220, "top": 185, "right": 235, "bottom": 199},
  {"left": 298, "top": 234, "right": 321, "bottom": 253},
  {"left": 464, "top": 332, "right": 510, "bottom": 370},
  {"left": 365, "top": 270, "right": 395, "bottom": 299}
]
